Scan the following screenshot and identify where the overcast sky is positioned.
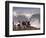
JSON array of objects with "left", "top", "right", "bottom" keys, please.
[{"left": 13, "top": 7, "right": 40, "bottom": 15}]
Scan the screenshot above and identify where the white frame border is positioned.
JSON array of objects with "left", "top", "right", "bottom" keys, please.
[{"left": 9, "top": 3, "right": 43, "bottom": 35}]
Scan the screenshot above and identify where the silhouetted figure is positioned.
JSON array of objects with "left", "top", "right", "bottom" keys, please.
[
  {"left": 27, "top": 21, "right": 30, "bottom": 25},
  {"left": 18, "top": 24, "right": 20, "bottom": 26},
  {"left": 26, "top": 21, "right": 30, "bottom": 27},
  {"left": 26, "top": 21, "right": 31, "bottom": 30},
  {"left": 17, "top": 24, "right": 21, "bottom": 30},
  {"left": 22, "top": 21, "right": 27, "bottom": 29},
  {"left": 22, "top": 21, "right": 26, "bottom": 25}
]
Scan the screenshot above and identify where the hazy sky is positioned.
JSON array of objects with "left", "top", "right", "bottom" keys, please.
[{"left": 13, "top": 7, "right": 40, "bottom": 15}]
